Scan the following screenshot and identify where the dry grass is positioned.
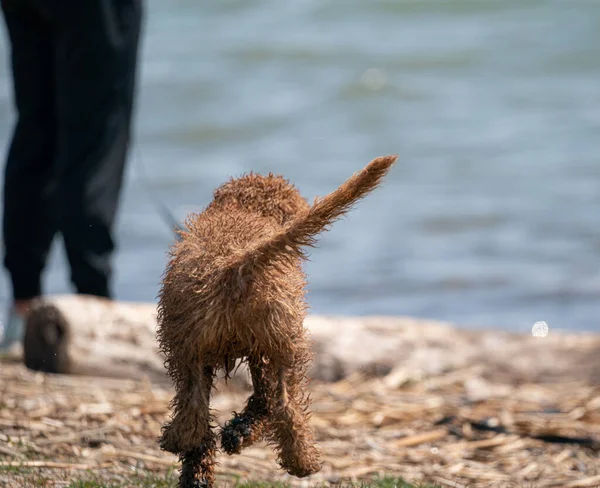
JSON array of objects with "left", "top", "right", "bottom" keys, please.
[{"left": 1, "top": 353, "right": 599, "bottom": 488}]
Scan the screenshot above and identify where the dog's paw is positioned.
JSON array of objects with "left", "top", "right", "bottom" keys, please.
[
  {"left": 180, "top": 478, "right": 210, "bottom": 488},
  {"left": 284, "top": 461, "right": 323, "bottom": 479},
  {"left": 220, "top": 416, "right": 252, "bottom": 455},
  {"left": 280, "top": 446, "right": 323, "bottom": 478},
  {"left": 286, "top": 462, "right": 323, "bottom": 478}
]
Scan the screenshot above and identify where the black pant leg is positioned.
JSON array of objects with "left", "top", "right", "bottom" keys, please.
[
  {"left": 53, "top": 0, "right": 143, "bottom": 298},
  {"left": 1, "top": 2, "right": 59, "bottom": 301}
]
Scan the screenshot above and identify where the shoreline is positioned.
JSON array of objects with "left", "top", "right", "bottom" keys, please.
[{"left": 3, "top": 294, "right": 599, "bottom": 387}]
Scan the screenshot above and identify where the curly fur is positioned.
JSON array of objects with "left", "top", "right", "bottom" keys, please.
[{"left": 156, "top": 155, "right": 398, "bottom": 487}]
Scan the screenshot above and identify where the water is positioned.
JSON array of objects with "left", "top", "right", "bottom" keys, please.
[{"left": 1, "top": 0, "right": 599, "bottom": 332}]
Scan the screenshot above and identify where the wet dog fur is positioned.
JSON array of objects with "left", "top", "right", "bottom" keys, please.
[{"left": 156, "top": 155, "right": 397, "bottom": 487}]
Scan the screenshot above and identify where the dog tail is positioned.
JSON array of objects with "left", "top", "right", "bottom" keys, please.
[{"left": 225, "top": 155, "right": 398, "bottom": 272}]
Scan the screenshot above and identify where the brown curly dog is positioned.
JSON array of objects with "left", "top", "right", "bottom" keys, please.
[{"left": 156, "top": 155, "right": 397, "bottom": 487}]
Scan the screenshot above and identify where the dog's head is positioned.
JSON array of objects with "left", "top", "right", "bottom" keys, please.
[{"left": 208, "top": 173, "right": 309, "bottom": 225}]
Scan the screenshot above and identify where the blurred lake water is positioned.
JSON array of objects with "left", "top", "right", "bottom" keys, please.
[{"left": 1, "top": 0, "right": 599, "bottom": 332}]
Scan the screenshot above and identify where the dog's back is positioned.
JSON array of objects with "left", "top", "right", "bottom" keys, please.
[
  {"left": 157, "top": 155, "right": 398, "bottom": 373},
  {"left": 158, "top": 174, "right": 310, "bottom": 372}
]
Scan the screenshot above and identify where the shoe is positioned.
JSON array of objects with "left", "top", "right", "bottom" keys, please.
[{"left": 0, "top": 309, "right": 25, "bottom": 352}]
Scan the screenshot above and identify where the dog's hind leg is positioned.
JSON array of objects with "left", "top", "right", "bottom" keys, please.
[
  {"left": 220, "top": 358, "right": 270, "bottom": 454},
  {"left": 160, "top": 362, "right": 217, "bottom": 488},
  {"left": 268, "top": 349, "right": 323, "bottom": 478}
]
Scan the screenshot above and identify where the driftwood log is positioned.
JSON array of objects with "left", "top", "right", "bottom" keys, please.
[
  {"left": 23, "top": 295, "right": 167, "bottom": 383},
  {"left": 21, "top": 294, "right": 600, "bottom": 387}
]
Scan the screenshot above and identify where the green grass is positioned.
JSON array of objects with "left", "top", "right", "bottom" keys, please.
[
  {"left": 65, "top": 473, "right": 177, "bottom": 488},
  {"left": 0, "top": 466, "right": 179, "bottom": 488},
  {"left": 235, "top": 479, "right": 437, "bottom": 488},
  {"left": 0, "top": 465, "right": 438, "bottom": 488},
  {"left": 234, "top": 478, "right": 430, "bottom": 488}
]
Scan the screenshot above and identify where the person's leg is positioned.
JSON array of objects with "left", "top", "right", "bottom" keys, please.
[
  {"left": 53, "top": 0, "right": 142, "bottom": 298},
  {"left": 1, "top": 1, "right": 58, "bottom": 310}
]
